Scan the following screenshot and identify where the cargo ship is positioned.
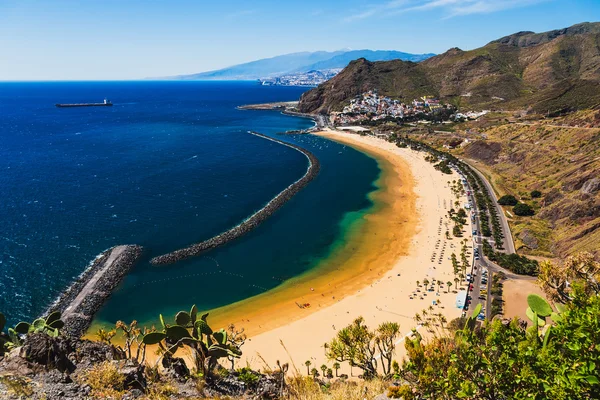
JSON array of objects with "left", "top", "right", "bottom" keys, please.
[{"left": 56, "top": 99, "right": 113, "bottom": 108}]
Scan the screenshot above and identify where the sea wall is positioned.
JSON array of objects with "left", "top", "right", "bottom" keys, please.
[
  {"left": 47, "top": 245, "right": 144, "bottom": 337},
  {"left": 150, "top": 131, "right": 320, "bottom": 266}
]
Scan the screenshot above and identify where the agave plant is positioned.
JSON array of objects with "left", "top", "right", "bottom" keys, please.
[{"left": 142, "top": 305, "right": 243, "bottom": 375}]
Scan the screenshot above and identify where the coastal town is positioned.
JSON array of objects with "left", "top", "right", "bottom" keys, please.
[
  {"left": 329, "top": 90, "right": 489, "bottom": 126},
  {"left": 259, "top": 68, "right": 342, "bottom": 87}
]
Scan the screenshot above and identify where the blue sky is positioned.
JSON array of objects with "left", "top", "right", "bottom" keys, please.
[{"left": 1, "top": 0, "right": 599, "bottom": 80}]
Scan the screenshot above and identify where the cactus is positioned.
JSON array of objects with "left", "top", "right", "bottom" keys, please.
[
  {"left": 13, "top": 311, "right": 65, "bottom": 337},
  {"left": 527, "top": 294, "right": 552, "bottom": 317},
  {"left": 525, "top": 307, "right": 546, "bottom": 327},
  {"left": 142, "top": 305, "right": 243, "bottom": 375}
]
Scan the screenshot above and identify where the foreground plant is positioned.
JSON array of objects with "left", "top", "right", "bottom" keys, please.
[
  {"left": 401, "top": 285, "right": 599, "bottom": 399},
  {"left": 142, "top": 305, "right": 244, "bottom": 376},
  {"left": 325, "top": 317, "right": 400, "bottom": 378}
]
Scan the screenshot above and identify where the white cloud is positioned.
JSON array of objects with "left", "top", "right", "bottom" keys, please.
[{"left": 344, "top": 0, "right": 548, "bottom": 21}]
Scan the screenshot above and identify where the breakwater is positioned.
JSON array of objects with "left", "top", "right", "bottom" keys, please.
[
  {"left": 46, "top": 245, "right": 143, "bottom": 337},
  {"left": 150, "top": 131, "right": 320, "bottom": 266}
]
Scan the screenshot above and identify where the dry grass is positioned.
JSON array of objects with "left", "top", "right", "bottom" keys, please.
[
  {"left": 78, "top": 361, "right": 126, "bottom": 399},
  {"left": 287, "top": 375, "right": 388, "bottom": 400},
  {"left": 0, "top": 375, "right": 34, "bottom": 397}
]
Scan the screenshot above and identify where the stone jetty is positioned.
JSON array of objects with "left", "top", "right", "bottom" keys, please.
[
  {"left": 150, "top": 131, "right": 320, "bottom": 266},
  {"left": 46, "top": 245, "right": 143, "bottom": 337}
]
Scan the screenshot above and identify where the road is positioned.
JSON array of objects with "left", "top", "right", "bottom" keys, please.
[
  {"left": 462, "top": 161, "right": 516, "bottom": 254},
  {"left": 458, "top": 165, "right": 538, "bottom": 319}
]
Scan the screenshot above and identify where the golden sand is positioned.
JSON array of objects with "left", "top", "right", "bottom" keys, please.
[
  {"left": 236, "top": 130, "right": 472, "bottom": 374},
  {"left": 206, "top": 131, "right": 417, "bottom": 336}
]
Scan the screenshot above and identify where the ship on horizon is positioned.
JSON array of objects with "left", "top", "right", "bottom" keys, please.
[{"left": 55, "top": 99, "right": 113, "bottom": 108}]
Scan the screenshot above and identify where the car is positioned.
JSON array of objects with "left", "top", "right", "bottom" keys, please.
[
  {"left": 475, "top": 256, "right": 480, "bottom": 260},
  {"left": 477, "top": 313, "right": 485, "bottom": 321},
  {"left": 472, "top": 230, "right": 478, "bottom": 235}
]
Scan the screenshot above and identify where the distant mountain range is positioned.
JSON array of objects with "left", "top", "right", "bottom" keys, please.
[
  {"left": 299, "top": 22, "right": 600, "bottom": 114},
  {"left": 167, "top": 50, "right": 435, "bottom": 81}
]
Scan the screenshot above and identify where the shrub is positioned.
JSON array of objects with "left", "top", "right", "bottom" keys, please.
[
  {"left": 530, "top": 190, "right": 542, "bottom": 198},
  {"left": 498, "top": 195, "right": 518, "bottom": 206},
  {"left": 513, "top": 202, "right": 535, "bottom": 216},
  {"left": 237, "top": 367, "right": 260, "bottom": 386},
  {"left": 388, "top": 384, "right": 415, "bottom": 399},
  {"left": 80, "top": 361, "right": 125, "bottom": 399}
]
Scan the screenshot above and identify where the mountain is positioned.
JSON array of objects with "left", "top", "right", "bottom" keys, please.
[
  {"left": 289, "top": 50, "right": 435, "bottom": 73},
  {"left": 169, "top": 50, "right": 435, "bottom": 81},
  {"left": 299, "top": 22, "right": 600, "bottom": 114}
]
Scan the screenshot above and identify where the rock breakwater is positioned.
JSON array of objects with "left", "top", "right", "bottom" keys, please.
[
  {"left": 46, "top": 245, "right": 144, "bottom": 337},
  {"left": 150, "top": 131, "right": 320, "bottom": 266}
]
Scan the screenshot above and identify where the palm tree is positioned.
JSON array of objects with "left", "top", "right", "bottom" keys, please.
[
  {"left": 416, "top": 280, "right": 420, "bottom": 287},
  {"left": 414, "top": 313, "right": 422, "bottom": 323},
  {"left": 305, "top": 360, "right": 311, "bottom": 375},
  {"left": 423, "top": 278, "right": 430, "bottom": 288},
  {"left": 333, "top": 362, "right": 340, "bottom": 377},
  {"left": 311, "top": 367, "right": 319, "bottom": 378},
  {"left": 437, "top": 280, "right": 442, "bottom": 292},
  {"left": 454, "top": 277, "right": 460, "bottom": 289},
  {"left": 320, "top": 364, "right": 327, "bottom": 378}
]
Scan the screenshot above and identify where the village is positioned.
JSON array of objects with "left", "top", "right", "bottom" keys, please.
[{"left": 329, "top": 90, "right": 488, "bottom": 126}]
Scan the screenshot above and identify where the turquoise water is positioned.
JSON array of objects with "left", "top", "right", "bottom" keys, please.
[{"left": 0, "top": 81, "right": 380, "bottom": 326}]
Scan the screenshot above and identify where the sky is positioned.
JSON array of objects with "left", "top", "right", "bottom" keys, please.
[{"left": 1, "top": 0, "right": 599, "bottom": 80}]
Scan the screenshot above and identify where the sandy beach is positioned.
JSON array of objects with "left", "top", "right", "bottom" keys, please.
[{"left": 229, "top": 130, "right": 473, "bottom": 375}]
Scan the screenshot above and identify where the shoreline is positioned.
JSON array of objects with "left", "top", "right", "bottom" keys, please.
[
  {"left": 232, "top": 130, "right": 471, "bottom": 373},
  {"left": 202, "top": 130, "right": 419, "bottom": 337},
  {"left": 150, "top": 131, "right": 320, "bottom": 266}
]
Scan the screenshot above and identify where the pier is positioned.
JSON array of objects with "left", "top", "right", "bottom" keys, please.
[
  {"left": 150, "top": 131, "right": 320, "bottom": 266},
  {"left": 46, "top": 245, "right": 143, "bottom": 337}
]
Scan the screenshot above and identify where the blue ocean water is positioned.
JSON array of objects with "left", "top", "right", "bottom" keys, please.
[{"left": 0, "top": 81, "right": 379, "bottom": 327}]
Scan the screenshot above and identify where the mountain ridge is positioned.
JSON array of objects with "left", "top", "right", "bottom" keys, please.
[
  {"left": 166, "top": 49, "right": 435, "bottom": 81},
  {"left": 299, "top": 22, "right": 600, "bottom": 114}
]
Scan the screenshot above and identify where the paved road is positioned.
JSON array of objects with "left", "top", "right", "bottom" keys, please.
[{"left": 462, "top": 160, "right": 516, "bottom": 254}]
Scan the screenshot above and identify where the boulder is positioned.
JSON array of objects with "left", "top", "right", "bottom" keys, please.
[
  {"left": 581, "top": 178, "right": 600, "bottom": 195},
  {"left": 162, "top": 357, "right": 190, "bottom": 381},
  {"left": 20, "top": 333, "right": 75, "bottom": 373}
]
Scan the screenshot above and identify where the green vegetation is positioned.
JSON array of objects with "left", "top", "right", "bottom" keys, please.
[
  {"left": 434, "top": 160, "right": 453, "bottom": 174},
  {"left": 400, "top": 282, "right": 599, "bottom": 399},
  {"left": 513, "top": 202, "right": 535, "bottom": 216},
  {"left": 531, "top": 190, "right": 542, "bottom": 198},
  {"left": 498, "top": 194, "right": 518, "bottom": 205},
  {"left": 0, "top": 310, "right": 65, "bottom": 355},
  {"left": 483, "top": 240, "right": 539, "bottom": 275},
  {"left": 325, "top": 317, "right": 400, "bottom": 378},
  {"left": 141, "top": 305, "right": 245, "bottom": 376}
]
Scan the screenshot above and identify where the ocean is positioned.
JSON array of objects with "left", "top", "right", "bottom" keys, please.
[{"left": 0, "top": 81, "right": 380, "bottom": 328}]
